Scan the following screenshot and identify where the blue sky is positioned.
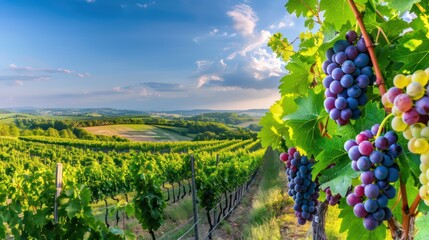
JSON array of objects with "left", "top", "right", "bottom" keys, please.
[{"left": 0, "top": 0, "right": 303, "bottom": 110}]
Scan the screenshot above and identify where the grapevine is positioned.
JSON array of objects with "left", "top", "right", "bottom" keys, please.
[{"left": 259, "top": 0, "right": 429, "bottom": 239}]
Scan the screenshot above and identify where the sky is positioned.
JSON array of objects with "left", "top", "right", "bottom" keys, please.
[{"left": 0, "top": 0, "right": 304, "bottom": 111}]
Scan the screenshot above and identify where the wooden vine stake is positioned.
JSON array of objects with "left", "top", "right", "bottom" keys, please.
[
  {"left": 190, "top": 155, "right": 199, "bottom": 239},
  {"left": 54, "top": 163, "right": 63, "bottom": 224},
  {"left": 347, "top": 0, "right": 421, "bottom": 239}
]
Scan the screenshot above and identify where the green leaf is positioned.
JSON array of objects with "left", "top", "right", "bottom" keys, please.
[
  {"left": 385, "top": 0, "right": 420, "bottom": 13},
  {"left": 285, "top": 0, "right": 317, "bottom": 17},
  {"left": 279, "top": 56, "right": 314, "bottom": 95},
  {"left": 315, "top": 135, "right": 359, "bottom": 197},
  {"left": 320, "top": 0, "right": 367, "bottom": 30},
  {"left": 390, "top": 30, "right": 429, "bottom": 73},
  {"left": 353, "top": 101, "right": 385, "bottom": 132},
  {"left": 268, "top": 33, "right": 294, "bottom": 62},
  {"left": 416, "top": 213, "right": 429, "bottom": 240},
  {"left": 338, "top": 201, "right": 387, "bottom": 240},
  {"left": 284, "top": 90, "right": 325, "bottom": 156},
  {"left": 65, "top": 199, "right": 80, "bottom": 219}
]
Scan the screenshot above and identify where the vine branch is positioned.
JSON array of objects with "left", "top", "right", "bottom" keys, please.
[{"left": 347, "top": 0, "right": 386, "bottom": 96}]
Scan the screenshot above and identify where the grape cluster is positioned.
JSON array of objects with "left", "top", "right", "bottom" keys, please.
[
  {"left": 324, "top": 187, "right": 341, "bottom": 206},
  {"left": 323, "top": 30, "right": 375, "bottom": 125},
  {"left": 280, "top": 148, "right": 319, "bottom": 225},
  {"left": 344, "top": 124, "right": 402, "bottom": 230},
  {"left": 382, "top": 68, "right": 429, "bottom": 205}
]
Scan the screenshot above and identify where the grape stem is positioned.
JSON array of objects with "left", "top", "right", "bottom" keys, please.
[
  {"left": 347, "top": 0, "right": 387, "bottom": 96},
  {"left": 374, "top": 113, "right": 394, "bottom": 139}
]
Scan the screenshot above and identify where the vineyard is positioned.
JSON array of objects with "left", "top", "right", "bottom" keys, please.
[
  {"left": 259, "top": 0, "right": 429, "bottom": 239},
  {"left": 0, "top": 136, "right": 264, "bottom": 239}
]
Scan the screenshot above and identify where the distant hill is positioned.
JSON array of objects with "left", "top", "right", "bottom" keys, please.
[{"left": 1, "top": 107, "right": 268, "bottom": 117}]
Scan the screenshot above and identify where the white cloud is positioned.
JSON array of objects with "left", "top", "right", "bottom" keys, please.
[
  {"left": 250, "top": 48, "right": 284, "bottom": 80},
  {"left": 136, "top": 1, "right": 155, "bottom": 9},
  {"left": 240, "top": 30, "right": 271, "bottom": 56},
  {"left": 269, "top": 15, "right": 296, "bottom": 29},
  {"left": 8, "top": 63, "right": 90, "bottom": 78},
  {"left": 195, "top": 60, "right": 213, "bottom": 70},
  {"left": 86, "top": 0, "right": 96, "bottom": 3},
  {"left": 197, "top": 74, "right": 223, "bottom": 88},
  {"left": 227, "top": 4, "right": 258, "bottom": 36},
  {"left": 193, "top": 28, "right": 236, "bottom": 43},
  {"left": 219, "top": 59, "right": 227, "bottom": 67}
]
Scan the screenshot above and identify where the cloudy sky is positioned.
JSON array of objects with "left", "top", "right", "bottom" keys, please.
[{"left": 0, "top": 0, "right": 303, "bottom": 110}]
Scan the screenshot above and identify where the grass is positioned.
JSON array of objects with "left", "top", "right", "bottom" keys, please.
[
  {"left": 242, "top": 148, "right": 304, "bottom": 239},
  {"left": 83, "top": 124, "right": 192, "bottom": 142}
]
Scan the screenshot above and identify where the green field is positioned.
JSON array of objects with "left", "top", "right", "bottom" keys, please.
[{"left": 83, "top": 124, "right": 192, "bottom": 142}]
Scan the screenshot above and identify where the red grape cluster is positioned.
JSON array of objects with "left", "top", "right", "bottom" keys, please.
[
  {"left": 344, "top": 124, "right": 402, "bottom": 230},
  {"left": 280, "top": 148, "right": 319, "bottom": 225},
  {"left": 324, "top": 187, "right": 341, "bottom": 206},
  {"left": 323, "top": 30, "right": 375, "bottom": 125}
]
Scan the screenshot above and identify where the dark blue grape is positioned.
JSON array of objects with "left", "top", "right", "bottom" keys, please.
[
  {"left": 351, "top": 109, "right": 361, "bottom": 120},
  {"left": 387, "top": 168, "right": 399, "bottom": 182},
  {"left": 323, "top": 76, "right": 334, "bottom": 88},
  {"left": 326, "top": 47, "right": 335, "bottom": 59},
  {"left": 332, "top": 68, "right": 345, "bottom": 80},
  {"left": 374, "top": 166, "right": 388, "bottom": 180},
  {"left": 357, "top": 38, "right": 367, "bottom": 52},
  {"left": 357, "top": 156, "right": 372, "bottom": 171},
  {"left": 357, "top": 75, "right": 370, "bottom": 88},
  {"left": 335, "top": 52, "right": 348, "bottom": 64},
  {"left": 341, "top": 60, "right": 356, "bottom": 74},
  {"left": 358, "top": 93, "right": 368, "bottom": 106},
  {"left": 335, "top": 97, "right": 348, "bottom": 110},
  {"left": 354, "top": 53, "right": 370, "bottom": 68},
  {"left": 340, "top": 74, "right": 354, "bottom": 88},
  {"left": 347, "top": 85, "right": 362, "bottom": 98},
  {"left": 360, "top": 66, "right": 373, "bottom": 78},
  {"left": 347, "top": 98, "right": 358, "bottom": 109},
  {"left": 334, "top": 40, "right": 350, "bottom": 53},
  {"left": 327, "top": 63, "right": 339, "bottom": 75},
  {"left": 364, "top": 199, "right": 378, "bottom": 213},
  {"left": 377, "top": 194, "right": 388, "bottom": 208}
]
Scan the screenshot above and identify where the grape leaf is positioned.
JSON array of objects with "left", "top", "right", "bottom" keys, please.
[
  {"left": 416, "top": 213, "right": 429, "bottom": 240},
  {"left": 385, "top": 0, "right": 420, "bottom": 13},
  {"left": 320, "top": 0, "right": 367, "bottom": 30},
  {"left": 319, "top": 162, "right": 358, "bottom": 197},
  {"left": 279, "top": 56, "right": 314, "bottom": 95},
  {"left": 390, "top": 30, "right": 429, "bottom": 73},
  {"left": 353, "top": 101, "right": 385, "bottom": 132},
  {"left": 285, "top": 0, "right": 317, "bottom": 17},
  {"left": 338, "top": 200, "right": 387, "bottom": 240},
  {"left": 258, "top": 100, "right": 291, "bottom": 149},
  {"left": 284, "top": 90, "right": 325, "bottom": 156},
  {"left": 314, "top": 135, "right": 358, "bottom": 197},
  {"left": 268, "top": 33, "right": 295, "bottom": 62}
]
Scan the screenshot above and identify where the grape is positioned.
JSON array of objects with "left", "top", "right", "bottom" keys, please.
[
  {"left": 345, "top": 46, "right": 358, "bottom": 60},
  {"left": 323, "top": 76, "right": 335, "bottom": 88},
  {"left": 391, "top": 116, "right": 407, "bottom": 132},
  {"left": 324, "top": 187, "right": 341, "bottom": 206},
  {"left": 370, "top": 151, "right": 383, "bottom": 164},
  {"left": 412, "top": 70, "right": 428, "bottom": 86},
  {"left": 335, "top": 52, "right": 348, "bottom": 64},
  {"left": 345, "top": 124, "right": 402, "bottom": 230},
  {"left": 357, "top": 75, "right": 370, "bottom": 88},
  {"left": 354, "top": 53, "right": 370, "bottom": 68},
  {"left": 347, "top": 97, "right": 358, "bottom": 109},
  {"left": 327, "top": 63, "right": 339, "bottom": 75},
  {"left": 340, "top": 74, "right": 354, "bottom": 88},
  {"left": 415, "top": 97, "right": 429, "bottom": 115},
  {"left": 359, "top": 141, "right": 374, "bottom": 155},
  {"left": 354, "top": 203, "right": 368, "bottom": 218},
  {"left": 407, "top": 82, "right": 425, "bottom": 100},
  {"left": 335, "top": 97, "right": 348, "bottom": 110},
  {"left": 361, "top": 66, "right": 373, "bottom": 78},
  {"left": 357, "top": 156, "right": 372, "bottom": 171},
  {"left": 402, "top": 108, "right": 420, "bottom": 125},
  {"left": 364, "top": 199, "right": 378, "bottom": 213},
  {"left": 330, "top": 81, "right": 343, "bottom": 94},
  {"left": 344, "top": 139, "right": 358, "bottom": 151},
  {"left": 357, "top": 38, "right": 367, "bottom": 52},
  {"left": 330, "top": 108, "right": 341, "bottom": 120},
  {"left": 324, "top": 97, "right": 336, "bottom": 111},
  {"left": 346, "top": 193, "right": 361, "bottom": 206},
  {"left": 385, "top": 87, "right": 403, "bottom": 104},
  {"left": 323, "top": 33, "right": 374, "bottom": 125},
  {"left": 280, "top": 152, "right": 288, "bottom": 162},
  {"left": 382, "top": 94, "right": 393, "bottom": 108},
  {"left": 334, "top": 40, "right": 350, "bottom": 53},
  {"left": 346, "top": 30, "right": 358, "bottom": 43},
  {"left": 387, "top": 168, "right": 399, "bottom": 182},
  {"left": 374, "top": 165, "right": 388, "bottom": 180},
  {"left": 332, "top": 68, "right": 345, "bottom": 80},
  {"left": 283, "top": 148, "right": 319, "bottom": 225},
  {"left": 393, "top": 94, "right": 413, "bottom": 112},
  {"left": 347, "top": 85, "right": 362, "bottom": 98},
  {"left": 393, "top": 74, "right": 410, "bottom": 89},
  {"left": 341, "top": 60, "right": 356, "bottom": 74},
  {"left": 326, "top": 48, "right": 335, "bottom": 59}
]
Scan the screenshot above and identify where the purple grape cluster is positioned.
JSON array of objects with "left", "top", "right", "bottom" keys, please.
[
  {"left": 281, "top": 147, "right": 319, "bottom": 225},
  {"left": 324, "top": 187, "right": 341, "bottom": 206},
  {"left": 323, "top": 30, "right": 375, "bottom": 125},
  {"left": 344, "top": 124, "right": 402, "bottom": 230}
]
